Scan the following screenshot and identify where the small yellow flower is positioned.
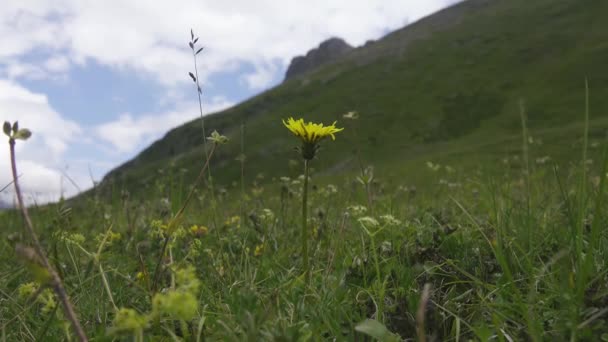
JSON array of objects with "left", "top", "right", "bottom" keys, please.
[
  {"left": 223, "top": 216, "right": 240, "bottom": 228},
  {"left": 190, "top": 224, "right": 209, "bottom": 237},
  {"left": 283, "top": 117, "right": 343, "bottom": 144},
  {"left": 254, "top": 244, "right": 264, "bottom": 257},
  {"left": 109, "top": 231, "right": 122, "bottom": 242},
  {"left": 283, "top": 117, "right": 343, "bottom": 160}
]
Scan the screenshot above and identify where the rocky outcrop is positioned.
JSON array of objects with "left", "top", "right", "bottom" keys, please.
[{"left": 285, "top": 37, "right": 353, "bottom": 80}]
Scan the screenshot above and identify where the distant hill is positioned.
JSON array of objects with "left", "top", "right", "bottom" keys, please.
[
  {"left": 285, "top": 37, "right": 353, "bottom": 80},
  {"left": 93, "top": 0, "right": 608, "bottom": 199},
  {"left": 0, "top": 199, "right": 12, "bottom": 210}
]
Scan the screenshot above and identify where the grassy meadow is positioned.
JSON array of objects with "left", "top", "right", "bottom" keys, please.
[
  {"left": 2, "top": 0, "right": 608, "bottom": 340},
  {"left": 2, "top": 104, "right": 608, "bottom": 340}
]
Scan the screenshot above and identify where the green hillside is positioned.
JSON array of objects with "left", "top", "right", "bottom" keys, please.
[{"left": 95, "top": 0, "right": 608, "bottom": 199}]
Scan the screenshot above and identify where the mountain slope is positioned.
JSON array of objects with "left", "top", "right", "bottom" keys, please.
[{"left": 96, "top": 0, "right": 608, "bottom": 198}]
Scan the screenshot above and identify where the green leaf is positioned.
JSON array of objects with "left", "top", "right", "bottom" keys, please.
[
  {"left": 14, "top": 129, "right": 32, "bottom": 140},
  {"left": 355, "top": 319, "right": 400, "bottom": 341},
  {"left": 3, "top": 121, "right": 10, "bottom": 137},
  {"left": 12, "top": 121, "right": 18, "bottom": 133}
]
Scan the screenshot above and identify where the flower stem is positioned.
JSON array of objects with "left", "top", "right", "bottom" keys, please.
[
  {"left": 9, "top": 138, "right": 88, "bottom": 341},
  {"left": 302, "top": 159, "right": 310, "bottom": 281}
]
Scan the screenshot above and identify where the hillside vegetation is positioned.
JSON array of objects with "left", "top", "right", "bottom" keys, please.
[{"left": 97, "top": 0, "right": 608, "bottom": 199}]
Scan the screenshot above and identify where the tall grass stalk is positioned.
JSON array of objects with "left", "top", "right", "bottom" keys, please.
[
  {"left": 6, "top": 125, "right": 88, "bottom": 342},
  {"left": 240, "top": 122, "right": 246, "bottom": 224},
  {"left": 189, "top": 30, "right": 219, "bottom": 230}
]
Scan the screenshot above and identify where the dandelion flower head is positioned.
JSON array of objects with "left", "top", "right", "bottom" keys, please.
[{"left": 282, "top": 117, "right": 343, "bottom": 144}]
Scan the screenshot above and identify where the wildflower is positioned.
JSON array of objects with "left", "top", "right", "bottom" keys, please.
[
  {"left": 254, "top": 244, "right": 264, "bottom": 257},
  {"left": 260, "top": 208, "right": 275, "bottom": 222},
  {"left": 175, "top": 266, "right": 201, "bottom": 294},
  {"left": 151, "top": 219, "right": 168, "bottom": 231},
  {"left": 224, "top": 216, "right": 240, "bottom": 228},
  {"left": 283, "top": 117, "right": 343, "bottom": 283},
  {"left": 283, "top": 117, "right": 343, "bottom": 160},
  {"left": 189, "top": 239, "right": 203, "bottom": 258},
  {"left": 327, "top": 184, "right": 338, "bottom": 193},
  {"left": 110, "top": 308, "right": 149, "bottom": 334},
  {"left": 342, "top": 111, "right": 359, "bottom": 120},
  {"left": 150, "top": 266, "right": 201, "bottom": 321},
  {"left": 381, "top": 241, "right": 393, "bottom": 255},
  {"left": 68, "top": 233, "right": 86, "bottom": 244},
  {"left": 426, "top": 161, "right": 441, "bottom": 172},
  {"left": 207, "top": 130, "right": 229, "bottom": 144},
  {"left": 154, "top": 291, "right": 198, "bottom": 321},
  {"left": 379, "top": 214, "right": 402, "bottom": 227},
  {"left": 346, "top": 205, "right": 368, "bottom": 217},
  {"left": 190, "top": 224, "right": 209, "bottom": 237},
  {"left": 17, "top": 283, "right": 56, "bottom": 314},
  {"left": 283, "top": 117, "right": 343, "bottom": 144},
  {"left": 109, "top": 231, "right": 121, "bottom": 242},
  {"left": 17, "top": 282, "right": 38, "bottom": 299},
  {"left": 358, "top": 216, "right": 380, "bottom": 228}
]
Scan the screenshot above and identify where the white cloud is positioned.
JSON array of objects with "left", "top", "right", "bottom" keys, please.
[
  {"left": 0, "top": 0, "right": 460, "bottom": 87},
  {"left": 44, "top": 55, "right": 70, "bottom": 73},
  {"left": 0, "top": 60, "right": 47, "bottom": 80},
  {"left": 0, "top": 80, "right": 81, "bottom": 158},
  {"left": 95, "top": 96, "right": 234, "bottom": 154},
  {"left": 241, "top": 60, "right": 281, "bottom": 90},
  {"left": 0, "top": 80, "right": 83, "bottom": 203}
]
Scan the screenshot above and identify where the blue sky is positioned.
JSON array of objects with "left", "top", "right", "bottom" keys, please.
[{"left": 0, "top": 0, "right": 458, "bottom": 203}]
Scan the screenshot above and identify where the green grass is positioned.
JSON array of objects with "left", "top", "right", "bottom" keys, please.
[{"left": 2, "top": 122, "right": 608, "bottom": 340}]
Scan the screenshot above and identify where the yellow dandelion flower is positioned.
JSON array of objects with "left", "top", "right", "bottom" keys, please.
[
  {"left": 283, "top": 117, "right": 343, "bottom": 144},
  {"left": 283, "top": 117, "right": 343, "bottom": 160},
  {"left": 282, "top": 117, "right": 343, "bottom": 282}
]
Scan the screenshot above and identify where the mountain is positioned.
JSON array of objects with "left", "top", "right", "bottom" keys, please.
[
  {"left": 95, "top": 0, "right": 608, "bottom": 199},
  {"left": 285, "top": 37, "right": 353, "bottom": 80}
]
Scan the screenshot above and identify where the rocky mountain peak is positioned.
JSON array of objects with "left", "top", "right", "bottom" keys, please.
[{"left": 284, "top": 37, "right": 353, "bottom": 80}]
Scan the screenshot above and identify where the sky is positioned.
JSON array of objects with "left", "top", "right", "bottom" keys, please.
[{"left": 0, "top": 0, "right": 460, "bottom": 205}]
